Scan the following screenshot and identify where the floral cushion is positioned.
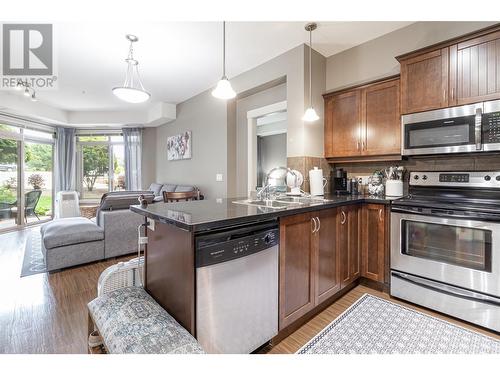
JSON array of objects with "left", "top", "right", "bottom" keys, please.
[{"left": 88, "top": 286, "right": 204, "bottom": 354}]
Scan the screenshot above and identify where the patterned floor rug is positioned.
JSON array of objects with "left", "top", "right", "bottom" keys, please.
[
  {"left": 298, "top": 294, "right": 500, "bottom": 354},
  {"left": 20, "top": 228, "right": 47, "bottom": 277}
]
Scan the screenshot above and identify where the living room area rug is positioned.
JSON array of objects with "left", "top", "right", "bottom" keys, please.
[
  {"left": 20, "top": 227, "right": 47, "bottom": 277},
  {"left": 298, "top": 294, "right": 500, "bottom": 354}
]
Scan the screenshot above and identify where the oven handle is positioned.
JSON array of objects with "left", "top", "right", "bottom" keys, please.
[
  {"left": 391, "top": 206, "right": 497, "bottom": 221},
  {"left": 392, "top": 271, "right": 500, "bottom": 306},
  {"left": 475, "top": 107, "right": 482, "bottom": 151}
]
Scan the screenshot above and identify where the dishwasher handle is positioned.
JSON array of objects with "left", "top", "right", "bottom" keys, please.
[{"left": 195, "top": 225, "right": 279, "bottom": 268}]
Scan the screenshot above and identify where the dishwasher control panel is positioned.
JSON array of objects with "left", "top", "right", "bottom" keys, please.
[{"left": 195, "top": 223, "right": 279, "bottom": 268}]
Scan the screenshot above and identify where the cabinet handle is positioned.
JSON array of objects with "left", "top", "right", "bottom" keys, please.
[
  {"left": 362, "top": 141, "right": 366, "bottom": 151},
  {"left": 451, "top": 87, "right": 454, "bottom": 101},
  {"left": 443, "top": 89, "right": 446, "bottom": 102},
  {"left": 356, "top": 140, "right": 360, "bottom": 151},
  {"left": 379, "top": 208, "right": 383, "bottom": 222},
  {"left": 341, "top": 211, "right": 346, "bottom": 225},
  {"left": 316, "top": 217, "right": 321, "bottom": 232},
  {"left": 311, "top": 217, "right": 318, "bottom": 233}
]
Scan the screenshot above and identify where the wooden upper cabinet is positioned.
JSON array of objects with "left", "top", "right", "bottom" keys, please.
[
  {"left": 450, "top": 30, "right": 500, "bottom": 106},
  {"left": 279, "top": 212, "right": 315, "bottom": 330},
  {"left": 324, "top": 77, "right": 401, "bottom": 160},
  {"left": 362, "top": 79, "right": 401, "bottom": 156},
  {"left": 314, "top": 208, "right": 340, "bottom": 305},
  {"left": 400, "top": 48, "right": 449, "bottom": 114},
  {"left": 328, "top": 90, "right": 362, "bottom": 158},
  {"left": 361, "top": 204, "right": 387, "bottom": 283}
]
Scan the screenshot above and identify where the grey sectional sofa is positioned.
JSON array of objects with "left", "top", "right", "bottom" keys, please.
[{"left": 148, "top": 183, "right": 201, "bottom": 202}]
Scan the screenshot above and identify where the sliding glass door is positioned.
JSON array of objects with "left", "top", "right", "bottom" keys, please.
[
  {"left": 0, "top": 129, "right": 21, "bottom": 231},
  {"left": 0, "top": 124, "right": 54, "bottom": 232}
]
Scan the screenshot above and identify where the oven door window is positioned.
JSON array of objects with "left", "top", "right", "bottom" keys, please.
[
  {"left": 402, "top": 220, "right": 492, "bottom": 272},
  {"left": 405, "top": 115, "right": 475, "bottom": 149}
]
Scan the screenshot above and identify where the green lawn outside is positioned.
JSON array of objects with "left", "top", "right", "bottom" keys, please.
[{"left": 35, "top": 195, "right": 52, "bottom": 216}]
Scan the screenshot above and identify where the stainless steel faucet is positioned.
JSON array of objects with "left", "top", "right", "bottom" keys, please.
[{"left": 257, "top": 167, "right": 298, "bottom": 200}]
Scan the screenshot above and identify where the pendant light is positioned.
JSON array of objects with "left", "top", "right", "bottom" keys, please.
[
  {"left": 112, "top": 34, "right": 151, "bottom": 104},
  {"left": 303, "top": 23, "right": 319, "bottom": 122},
  {"left": 212, "top": 21, "right": 236, "bottom": 100}
]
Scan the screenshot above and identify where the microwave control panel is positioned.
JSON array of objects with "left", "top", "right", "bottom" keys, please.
[{"left": 483, "top": 112, "right": 500, "bottom": 143}]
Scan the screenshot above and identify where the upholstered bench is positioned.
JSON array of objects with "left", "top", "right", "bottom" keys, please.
[
  {"left": 41, "top": 217, "right": 104, "bottom": 272},
  {"left": 87, "top": 286, "right": 204, "bottom": 354}
]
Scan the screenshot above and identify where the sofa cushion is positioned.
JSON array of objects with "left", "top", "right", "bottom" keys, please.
[
  {"left": 175, "top": 185, "right": 196, "bottom": 193},
  {"left": 148, "top": 183, "right": 163, "bottom": 196},
  {"left": 159, "top": 184, "right": 178, "bottom": 195},
  {"left": 41, "top": 217, "right": 104, "bottom": 249},
  {"left": 88, "top": 286, "right": 204, "bottom": 354}
]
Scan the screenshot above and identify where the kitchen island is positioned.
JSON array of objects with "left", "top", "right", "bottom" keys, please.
[{"left": 130, "top": 194, "right": 392, "bottom": 353}]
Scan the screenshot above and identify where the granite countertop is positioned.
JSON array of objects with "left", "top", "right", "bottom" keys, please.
[{"left": 130, "top": 194, "right": 395, "bottom": 233}]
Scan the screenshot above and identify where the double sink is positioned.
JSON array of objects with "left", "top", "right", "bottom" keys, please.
[{"left": 233, "top": 196, "right": 333, "bottom": 210}]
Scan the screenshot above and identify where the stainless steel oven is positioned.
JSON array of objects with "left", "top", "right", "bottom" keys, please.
[
  {"left": 390, "top": 171, "right": 500, "bottom": 332},
  {"left": 402, "top": 99, "right": 500, "bottom": 156}
]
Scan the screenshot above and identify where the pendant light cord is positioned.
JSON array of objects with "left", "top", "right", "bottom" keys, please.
[
  {"left": 309, "top": 28, "right": 312, "bottom": 107},
  {"left": 223, "top": 21, "right": 226, "bottom": 78}
]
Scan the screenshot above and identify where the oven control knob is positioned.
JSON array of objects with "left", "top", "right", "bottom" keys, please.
[
  {"left": 264, "top": 234, "right": 271, "bottom": 244},
  {"left": 413, "top": 175, "right": 419, "bottom": 180},
  {"left": 485, "top": 175, "right": 491, "bottom": 181},
  {"left": 496, "top": 176, "right": 500, "bottom": 181},
  {"left": 422, "top": 175, "right": 427, "bottom": 180}
]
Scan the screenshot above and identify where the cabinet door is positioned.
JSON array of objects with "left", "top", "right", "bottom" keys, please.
[
  {"left": 324, "top": 97, "right": 335, "bottom": 158},
  {"left": 279, "top": 212, "right": 315, "bottom": 329},
  {"left": 314, "top": 208, "right": 340, "bottom": 305},
  {"left": 338, "top": 205, "right": 360, "bottom": 288},
  {"left": 450, "top": 31, "right": 500, "bottom": 106},
  {"left": 362, "top": 79, "right": 401, "bottom": 156},
  {"left": 329, "top": 90, "right": 362, "bottom": 157},
  {"left": 400, "top": 48, "right": 449, "bottom": 114},
  {"left": 361, "top": 204, "right": 386, "bottom": 282}
]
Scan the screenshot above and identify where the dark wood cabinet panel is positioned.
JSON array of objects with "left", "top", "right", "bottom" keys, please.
[
  {"left": 279, "top": 212, "right": 315, "bottom": 329},
  {"left": 362, "top": 79, "right": 401, "bottom": 156},
  {"left": 449, "top": 30, "right": 500, "bottom": 106},
  {"left": 324, "top": 77, "right": 401, "bottom": 161},
  {"left": 314, "top": 208, "right": 340, "bottom": 304},
  {"left": 329, "top": 90, "right": 362, "bottom": 157},
  {"left": 400, "top": 48, "right": 449, "bottom": 114},
  {"left": 338, "top": 205, "right": 360, "bottom": 288},
  {"left": 361, "top": 204, "right": 386, "bottom": 283}
]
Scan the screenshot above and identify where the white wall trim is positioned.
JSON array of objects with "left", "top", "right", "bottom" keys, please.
[{"left": 247, "top": 100, "right": 287, "bottom": 119}]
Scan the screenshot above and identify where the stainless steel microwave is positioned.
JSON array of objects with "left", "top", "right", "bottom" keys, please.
[{"left": 402, "top": 99, "right": 500, "bottom": 156}]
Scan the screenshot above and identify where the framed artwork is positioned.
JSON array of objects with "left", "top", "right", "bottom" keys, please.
[{"left": 167, "top": 131, "right": 192, "bottom": 161}]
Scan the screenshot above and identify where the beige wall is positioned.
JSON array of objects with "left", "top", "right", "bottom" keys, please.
[
  {"left": 326, "top": 21, "right": 497, "bottom": 92},
  {"left": 154, "top": 89, "right": 228, "bottom": 199}
]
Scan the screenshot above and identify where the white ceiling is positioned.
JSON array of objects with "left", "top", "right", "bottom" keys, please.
[{"left": 32, "top": 21, "right": 412, "bottom": 111}]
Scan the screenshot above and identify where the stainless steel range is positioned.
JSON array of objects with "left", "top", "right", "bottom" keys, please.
[{"left": 391, "top": 171, "right": 500, "bottom": 332}]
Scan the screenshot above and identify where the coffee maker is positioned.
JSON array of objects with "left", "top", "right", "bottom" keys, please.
[{"left": 331, "top": 168, "right": 349, "bottom": 195}]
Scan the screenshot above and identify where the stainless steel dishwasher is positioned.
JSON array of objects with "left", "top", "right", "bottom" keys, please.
[{"left": 195, "top": 221, "right": 279, "bottom": 354}]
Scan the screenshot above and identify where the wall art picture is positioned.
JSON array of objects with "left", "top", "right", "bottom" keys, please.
[{"left": 167, "top": 131, "right": 192, "bottom": 161}]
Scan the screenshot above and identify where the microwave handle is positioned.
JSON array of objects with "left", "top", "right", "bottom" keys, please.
[{"left": 475, "top": 107, "right": 482, "bottom": 150}]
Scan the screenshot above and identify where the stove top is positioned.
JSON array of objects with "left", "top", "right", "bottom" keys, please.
[{"left": 392, "top": 171, "right": 500, "bottom": 220}]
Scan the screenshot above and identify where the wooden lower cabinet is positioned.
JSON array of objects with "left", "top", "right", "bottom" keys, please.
[
  {"left": 315, "top": 208, "right": 341, "bottom": 305},
  {"left": 279, "top": 212, "right": 316, "bottom": 329},
  {"left": 337, "top": 205, "right": 361, "bottom": 288},
  {"left": 279, "top": 203, "right": 388, "bottom": 330},
  {"left": 361, "top": 204, "right": 387, "bottom": 283}
]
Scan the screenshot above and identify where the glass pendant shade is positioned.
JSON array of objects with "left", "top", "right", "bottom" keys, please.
[
  {"left": 303, "top": 107, "right": 319, "bottom": 122},
  {"left": 112, "top": 35, "right": 150, "bottom": 104},
  {"left": 212, "top": 77, "right": 236, "bottom": 99}
]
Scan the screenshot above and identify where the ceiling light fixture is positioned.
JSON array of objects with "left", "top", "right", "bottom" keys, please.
[
  {"left": 303, "top": 22, "right": 319, "bottom": 122},
  {"left": 212, "top": 21, "right": 236, "bottom": 100},
  {"left": 112, "top": 34, "right": 151, "bottom": 104},
  {"left": 23, "top": 86, "right": 31, "bottom": 97},
  {"left": 31, "top": 93, "right": 38, "bottom": 102}
]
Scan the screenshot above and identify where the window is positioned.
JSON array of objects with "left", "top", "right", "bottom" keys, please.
[
  {"left": 0, "top": 124, "right": 54, "bottom": 231},
  {"left": 77, "top": 135, "right": 126, "bottom": 201}
]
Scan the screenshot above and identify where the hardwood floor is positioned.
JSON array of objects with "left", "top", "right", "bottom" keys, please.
[
  {"left": 0, "top": 227, "right": 498, "bottom": 354},
  {"left": 268, "top": 284, "right": 500, "bottom": 354},
  {"left": 0, "top": 227, "right": 132, "bottom": 354}
]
